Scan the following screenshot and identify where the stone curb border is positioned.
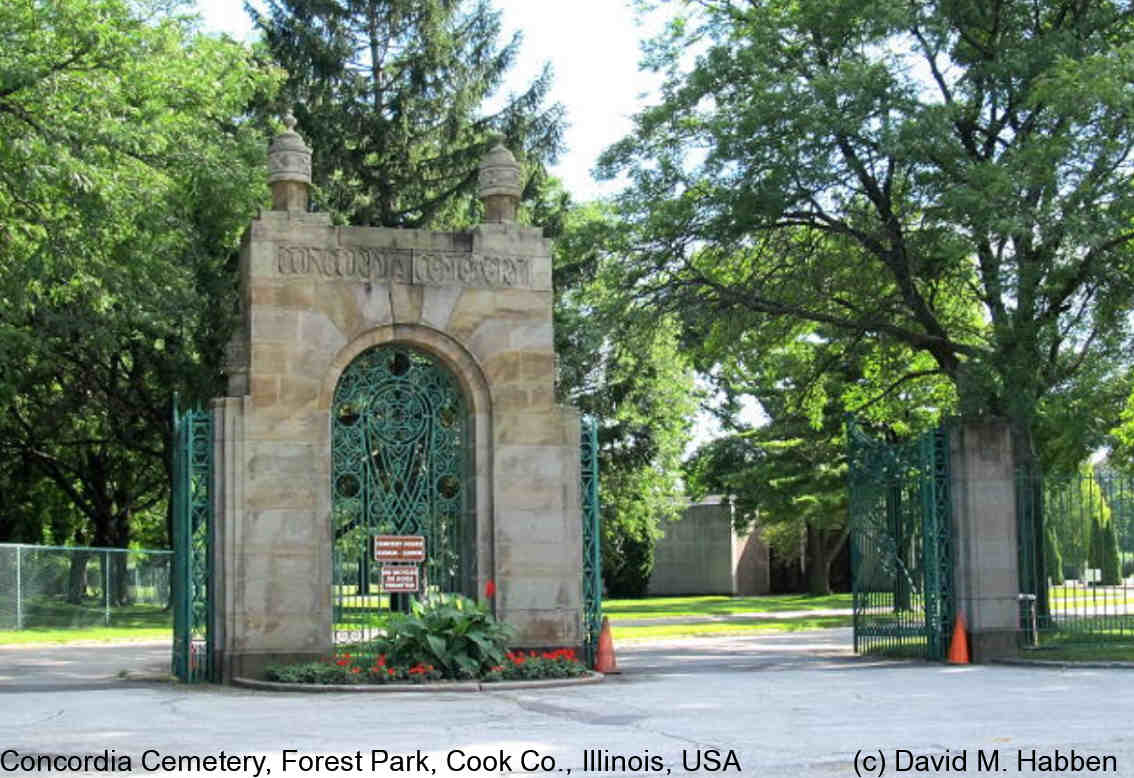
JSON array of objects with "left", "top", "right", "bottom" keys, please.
[
  {"left": 993, "top": 659, "right": 1134, "bottom": 670},
  {"left": 233, "top": 672, "right": 604, "bottom": 693}
]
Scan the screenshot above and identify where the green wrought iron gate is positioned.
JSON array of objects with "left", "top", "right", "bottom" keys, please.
[
  {"left": 580, "top": 417, "right": 602, "bottom": 666},
  {"left": 331, "top": 345, "right": 472, "bottom": 648},
  {"left": 171, "top": 402, "right": 214, "bottom": 682},
  {"left": 848, "top": 420, "right": 953, "bottom": 660}
]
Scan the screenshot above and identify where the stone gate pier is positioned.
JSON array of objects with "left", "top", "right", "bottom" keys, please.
[{"left": 210, "top": 119, "right": 582, "bottom": 680}]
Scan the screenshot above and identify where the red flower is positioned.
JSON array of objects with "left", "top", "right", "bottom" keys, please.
[
  {"left": 538, "top": 648, "right": 579, "bottom": 662},
  {"left": 351, "top": 667, "right": 361, "bottom": 674},
  {"left": 376, "top": 654, "right": 386, "bottom": 667},
  {"left": 484, "top": 579, "right": 496, "bottom": 598},
  {"left": 387, "top": 668, "right": 396, "bottom": 676},
  {"left": 335, "top": 658, "right": 349, "bottom": 667}
]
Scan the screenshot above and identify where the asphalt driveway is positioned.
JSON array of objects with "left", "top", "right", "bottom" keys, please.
[{"left": 1, "top": 630, "right": 1131, "bottom": 777}]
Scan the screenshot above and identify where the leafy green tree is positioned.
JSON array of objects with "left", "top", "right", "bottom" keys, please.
[
  {"left": 684, "top": 325, "right": 951, "bottom": 594},
  {"left": 1101, "top": 519, "right": 1122, "bottom": 586},
  {"left": 599, "top": 0, "right": 1134, "bottom": 468},
  {"left": 1107, "top": 395, "right": 1134, "bottom": 475},
  {"left": 1089, "top": 515, "right": 1105, "bottom": 573},
  {"left": 0, "top": 0, "right": 278, "bottom": 595},
  {"left": 551, "top": 201, "right": 698, "bottom": 597},
  {"left": 249, "top": 0, "right": 565, "bottom": 228},
  {"left": 1096, "top": 469, "right": 1134, "bottom": 556},
  {"left": 1044, "top": 525, "right": 1064, "bottom": 586},
  {"left": 1049, "top": 463, "right": 1113, "bottom": 580}
]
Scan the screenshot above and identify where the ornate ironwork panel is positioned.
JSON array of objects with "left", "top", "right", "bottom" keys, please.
[
  {"left": 580, "top": 417, "right": 602, "bottom": 666},
  {"left": 331, "top": 345, "right": 471, "bottom": 648},
  {"left": 848, "top": 419, "right": 953, "bottom": 660},
  {"left": 172, "top": 402, "right": 214, "bottom": 683}
]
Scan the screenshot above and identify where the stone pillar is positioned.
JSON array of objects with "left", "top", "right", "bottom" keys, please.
[
  {"left": 210, "top": 128, "right": 583, "bottom": 680},
  {"left": 267, "top": 113, "right": 312, "bottom": 212},
  {"left": 478, "top": 142, "right": 522, "bottom": 223},
  {"left": 210, "top": 396, "right": 246, "bottom": 682},
  {"left": 950, "top": 421, "right": 1020, "bottom": 661}
]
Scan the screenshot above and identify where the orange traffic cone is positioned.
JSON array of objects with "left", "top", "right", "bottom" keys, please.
[
  {"left": 947, "top": 612, "right": 970, "bottom": 664},
  {"left": 594, "top": 616, "right": 620, "bottom": 674}
]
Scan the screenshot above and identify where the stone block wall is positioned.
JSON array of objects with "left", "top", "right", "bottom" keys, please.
[{"left": 648, "top": 497, "right": 770, "bottom": 596}]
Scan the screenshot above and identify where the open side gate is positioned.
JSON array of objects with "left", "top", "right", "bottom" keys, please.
[{"left": 848, "top": 420, "right": 953, "bottom": 660}]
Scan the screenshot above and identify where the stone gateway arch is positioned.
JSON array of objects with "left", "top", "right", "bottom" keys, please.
[{"left": 208, "top": 119, "right": 583, "bottom": 680}]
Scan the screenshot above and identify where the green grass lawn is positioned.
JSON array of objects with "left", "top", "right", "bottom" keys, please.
[
  {"left": 0, "top": 626, "right": 172, "bottom": 645},
  {"left": 1049, "top": 586, "right": 1133, "bottom": 604},
  {"left": 612, "top": 614, "right": 852, "bottom": 641},
  {"left": 1025, "top": 644, "right": 1134, "bottom": 662},
  {"left": 0, "top": 593, "right": 856, "bottom": 646},
  {"left": 1, "top": 597, "right": 172, "bottom": 628},
  {"left": 1026, "top": 629, "right": 1134, "bottom": 662},
  {"left": 0, "top": 598, "right": 173, "bottom": 645},
  {"left": 603, "top": 593, "right": 852, "bottom": 620},
  {"left": 602, "top": 593, "right": 853, "bottom": 641}
]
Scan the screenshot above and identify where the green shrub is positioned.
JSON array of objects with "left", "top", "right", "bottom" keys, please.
[
  {"left": 603, "top": 523, "right": 654, "bottom": 597},
  {"left": 264, "top": 594, "right": 593, "bottom": 685},
  {"left": 266, "top": 661, "right": 352, "bottom": 685},
  {"left": 373, "top": 593, "right": 514, "bottom": 679},
  {"left": 1089, "top": 515, "right": 1105, "bottom": 571},
  {"left": 1045, "top": 525, "right": 1064, "bottom": 585},
  {"left": 1101, "top": 521, "right": 1122, "bottom": 585}
]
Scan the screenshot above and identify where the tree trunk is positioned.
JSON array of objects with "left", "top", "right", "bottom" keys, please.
[
  {"left": 111, "top": 511, "right": 131, "bottom": 605},
  {"left": 111, "top": 550, "right": 130, "bottom": 605},
  {"left": 806, "top": 522, "right": 831, "bottom": 595},
  {"left": 888, "top": 484, "right": 911, "bottom": 611},
  {"left": 1011, "top": 419, "right": 1049, "bottom": 621},
  {"left": 66, "top": 552, "right": 90, "bottom": 604}
]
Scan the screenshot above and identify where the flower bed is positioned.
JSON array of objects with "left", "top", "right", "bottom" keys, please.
[
  {"left": 264, "top": 589, "right": 590, "bottom": 686},
  {"left": 265, "top": 648, "right": 588, "bottom": 686}
]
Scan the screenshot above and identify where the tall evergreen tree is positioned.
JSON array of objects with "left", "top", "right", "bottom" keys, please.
[
  {"left": 1044, "top": 525, "right": 1064, "bottom": 585},
  {"left": 249, "top": 0, "right": 566, "bottom": 228},
  {"left": 1101, "top": 520, "right": 1122, "bottom": 586}
]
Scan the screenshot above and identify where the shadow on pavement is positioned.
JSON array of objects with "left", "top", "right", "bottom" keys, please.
[{"left": 0, "top": 640, "right": 171, "bottom": 693}]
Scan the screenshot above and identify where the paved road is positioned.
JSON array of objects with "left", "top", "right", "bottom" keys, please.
[
  {"left": 1, "top": 630, "right": 1132, "bottom": 776},
  {"left": 0, "top": 640, "right": 170, "bottom": 692}
]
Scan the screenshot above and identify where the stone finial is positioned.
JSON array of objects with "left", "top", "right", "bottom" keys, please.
[
  {"left": 268, "top": 111, "right": 312, "bottom": 211},
  {"left": 478, "top": 139, "right": 522, "bottom": 223}
]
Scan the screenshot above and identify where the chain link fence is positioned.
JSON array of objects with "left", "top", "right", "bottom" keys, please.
[{"left": 0, "top": 544, "right": 172, "bottom": 631}]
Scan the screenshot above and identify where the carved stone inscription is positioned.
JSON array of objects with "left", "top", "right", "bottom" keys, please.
[{"left": 275, "top": 245, "right": 532, "bottom": 288}]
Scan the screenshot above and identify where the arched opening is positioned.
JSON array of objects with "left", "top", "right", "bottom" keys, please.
[{"left": 330, "top": 344, "right": 474, "bottom": 647}]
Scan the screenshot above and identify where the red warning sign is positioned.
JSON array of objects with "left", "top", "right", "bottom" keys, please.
[
  {"left": 381, "top": 566, "right": 420, "bottom": 592},
  {"left": 373, "top": 535, "right": 425, "bottom": 563}
]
